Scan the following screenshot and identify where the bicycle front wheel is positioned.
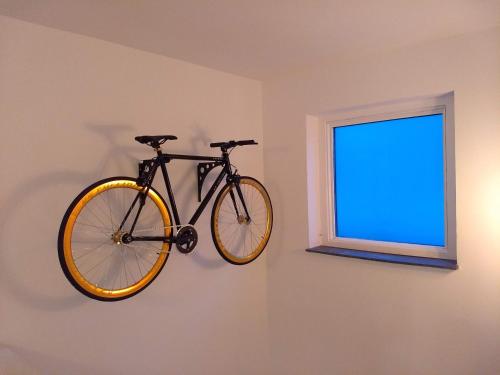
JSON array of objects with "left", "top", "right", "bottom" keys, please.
[
  {"left": 211, "top": 177, "right": 273, "bottom": 265},
  {"left": 58, "top": 177, "right": 172, "bottom": 301}
]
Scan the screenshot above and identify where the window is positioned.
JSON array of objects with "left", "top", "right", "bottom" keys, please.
[
  {"left": 313, "top": 94, "right": 456, "bottom": 263},
  {"left": 333, "top": 114, "right": 445, "bottom": 246}
]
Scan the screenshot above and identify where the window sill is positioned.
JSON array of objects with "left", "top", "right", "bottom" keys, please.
[{"left": 306, "top": 246, "right": 458, "bottom": 270}]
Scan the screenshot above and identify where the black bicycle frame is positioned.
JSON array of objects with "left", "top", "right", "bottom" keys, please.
[{"left": 121, "top": 148, "right": 248, "bottom": 244}]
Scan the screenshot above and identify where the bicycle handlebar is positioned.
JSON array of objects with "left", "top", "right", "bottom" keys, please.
[{"left": 210, "top": 139, "right": 258, "bottom": 149}]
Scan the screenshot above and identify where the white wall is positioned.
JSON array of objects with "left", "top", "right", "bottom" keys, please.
[
  {"left": 0, "top": 16, "right": 267, "bottom": 374},
  {"left": 263, "top": 27, "right": 500, "bottom": 374}
]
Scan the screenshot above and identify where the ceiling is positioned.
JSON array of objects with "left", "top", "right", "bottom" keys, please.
[{"left": 1, "top": 0, "right": 499, "bottom": 79}]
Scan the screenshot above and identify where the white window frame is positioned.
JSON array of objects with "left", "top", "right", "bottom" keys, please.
[{"left": 320, "top": 94, "right": 456, "bottom": 260}]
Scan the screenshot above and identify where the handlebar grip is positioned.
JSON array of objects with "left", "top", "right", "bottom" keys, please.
[
  {"left": 209, "top": 139, "right": 258, "bottom": 148},
  {"left": 236, "top": 140, "right": 258, "bottom": 146}
]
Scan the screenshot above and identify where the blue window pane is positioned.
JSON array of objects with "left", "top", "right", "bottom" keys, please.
[{"left": 333, "top": 114, "right": 445, "bottom": 246}]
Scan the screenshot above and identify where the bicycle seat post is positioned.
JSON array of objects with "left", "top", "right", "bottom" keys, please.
[{"left": 154, "top": 144, "right": 162, "bottom": 156}]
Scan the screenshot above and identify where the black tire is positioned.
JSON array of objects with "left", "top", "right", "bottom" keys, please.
[
  {"left": 211, "top": 176, "right": 273, "bottom": 265},
  {"left": 58, "top": 176, "right": 173, "bottom": 301}
]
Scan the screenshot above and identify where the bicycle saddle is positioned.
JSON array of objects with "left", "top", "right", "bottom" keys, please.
[{"left": 135, "top": 135, "right": 177, "bottom": 147}]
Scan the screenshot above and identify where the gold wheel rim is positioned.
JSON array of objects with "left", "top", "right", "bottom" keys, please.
[
  {"left": 63, "top": 180, "right": 171, "bottom": 299},
  {"left": 213, "top": 178, "right": 272, "bottom": 264}
]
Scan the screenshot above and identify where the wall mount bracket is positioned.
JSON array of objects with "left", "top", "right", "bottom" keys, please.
[{"left": 197, "top": 161, "right": 224, "bottom": 202}]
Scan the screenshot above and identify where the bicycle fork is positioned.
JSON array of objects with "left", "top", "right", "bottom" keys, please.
[{"left": 229, "top": 181, "right": 251, "bottom": 224}]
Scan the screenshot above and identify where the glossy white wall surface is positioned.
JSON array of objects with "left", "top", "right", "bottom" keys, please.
[
  {"left": 263, "top": 27, "right": 500, "bottom": 374},
  {"left": 0, "top": 15, "right": 267, "bottom": 374}
]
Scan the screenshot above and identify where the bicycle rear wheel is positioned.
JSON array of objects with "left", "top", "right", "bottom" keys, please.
[
  {"left": 58, "top": 177, "right": 172, "bottom": 301},
  {"left": 211, "top": 177, "right": 273, "bottom": 265}
]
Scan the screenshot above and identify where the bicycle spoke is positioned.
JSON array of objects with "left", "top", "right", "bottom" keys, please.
[
  {"left": 98, "top": 193, "right": 116, "bottom": 231},
  {"left": 73, "top": 240, "right": 111, "bottom": 259},
  {"left": 75, "top": 221, "right": 113, "bottom": 233},
  {"left": 79, "top": 247, "right": 115, "bottom": 277},
  {"left": 83, "top": 203, "right": 111, "bottom": 230},
  {"left": 133, "top": 248, "right": 144, "bottom": 279}
]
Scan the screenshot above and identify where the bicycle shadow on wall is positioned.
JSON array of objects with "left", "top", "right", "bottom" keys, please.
[
  {"left": 0, "top": 123, "right": 141, "bottom": 309},
  {"left": 0, "top": 122, "right": 233, "bottom": 308}
]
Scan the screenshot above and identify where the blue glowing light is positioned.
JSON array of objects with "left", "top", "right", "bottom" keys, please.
[{"left": 333, "top": 114, "right": 445, "bottom": 246}]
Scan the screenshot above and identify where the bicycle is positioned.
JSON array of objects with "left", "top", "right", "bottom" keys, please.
[{"left": 58, "top": 135, "right": 273, "bottom": 301}]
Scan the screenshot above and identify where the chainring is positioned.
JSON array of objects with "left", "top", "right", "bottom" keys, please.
[{"left": 176, "top": 226, "right": 198, "bottom": 254}]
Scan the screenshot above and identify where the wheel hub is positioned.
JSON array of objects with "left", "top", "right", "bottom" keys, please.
[
  {"left": 111, "top": 231, "right": 123, "bottom": 244},
  {"left": 237, "top": 215, "right": 250, "bottom": 225},
  {"left": 111, "top": 231, "right": 132, "bottom": 244}
]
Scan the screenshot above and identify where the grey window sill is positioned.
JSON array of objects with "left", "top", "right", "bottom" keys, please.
[{"left": 306, "top": 246, "right": 458, "bottom": 270}]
